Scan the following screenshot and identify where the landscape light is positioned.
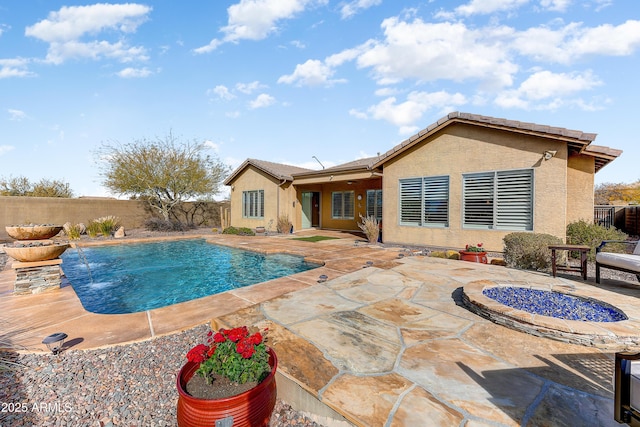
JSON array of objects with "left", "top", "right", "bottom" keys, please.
[
  {"left": 42, "top": 332, "right": 68, "bottom": 355},
  {"left": 318, "top": 274, "right": 328, "bottom": 283}
]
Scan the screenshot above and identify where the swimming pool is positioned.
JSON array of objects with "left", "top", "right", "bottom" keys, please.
[{"left": 60, "top": 239, "right": 319, "bottom": 314}]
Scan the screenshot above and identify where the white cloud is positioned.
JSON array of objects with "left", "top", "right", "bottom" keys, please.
[
  {"left": 512, "top": 20, "right": 640, "bottom": 64},
  {"left": 249, "top": 93, "right": 276, "bottom": 109},
  {"left": 0, "top": 145, "right": 15, "bottom": 155},
  {"left": 25, "top": 3, "right": 152, "bottom": 64},
  {"left": 278, "top": 59, "right": 346, "bottom": 86},
  {"left": 450, "top": 0, "right": 530, "bottom": 16},
  {"left": 363, "top": 91, "right": 467, "bottom": 132},
  {"left": 539, "top": 0, "right": 571, "bottom": 12},
  {"left": 8, "top": 109, "right": 27, "bottom": 121},
  {"left": 340, "top": 0, "right": 382, "bottom": 19},
  {"left": 204, "top": 140, "right": 221, "bottom": 152},
  {"left": 356, "top": 18, "right": 518, "bottom": 89},
  {"left": 494, "top": 70, "right": 602, "bottom": 109},
  {"left": 236, "top": 81, "right": 267, "bottom": 94},
  {"left": 194, "top": 0, "right": 328, "bottom": 53},
  {"left": 209, "top": 85, "right": 236, "bottom": 100},
  {"left": 0, "top": 58, "right": 35, "bottom": 78},
  {"left": 117, "top": 67, "right": 152, "bottom": 78}
]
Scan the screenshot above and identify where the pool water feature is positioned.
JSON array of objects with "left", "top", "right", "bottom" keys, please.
[{"left": 61, "top": 239, "right": 319, "bottom": 314}]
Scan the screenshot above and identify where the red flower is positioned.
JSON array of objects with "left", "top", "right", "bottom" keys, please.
[
  {"left": 236, "top": 339, "right": 256, "bottom": 359},
  {"left": 213, "top": 332, "right": 226, "bottom": 343},
  {"left": 186, "top": 344, "right": 208, "bottom": 364},
  {"left": 207, "top": 345, "right": 216, "bottom": 357},
  {"left": 227, "top": 326, "right": 248, "bottom": 343},
  {"left": 477, "top": 243, "right": 483, "bottom": 247},
  {"left": 248, "top": 332, "right": 262, "bottom": 345}
]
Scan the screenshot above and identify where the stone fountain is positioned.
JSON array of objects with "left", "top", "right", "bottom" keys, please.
[{"left": 3, "top": 224, "right": 69, "bottom": 294}]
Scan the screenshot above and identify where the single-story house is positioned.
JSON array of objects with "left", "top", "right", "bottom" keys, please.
[{"left": 223, "top": 112, "right": 622, "bottom": 252}]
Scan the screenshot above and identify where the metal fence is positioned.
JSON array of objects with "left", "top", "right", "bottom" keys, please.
[{"left": 594, "top": 205, "right": 640, "bottom": 236}]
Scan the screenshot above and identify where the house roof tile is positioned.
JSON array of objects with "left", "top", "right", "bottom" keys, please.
[
  {"left": 373, "top": 111, "right": 619, "bottom": 171},
  {"left": 223, "top": 158, "right": 313, "bottom": 185}
]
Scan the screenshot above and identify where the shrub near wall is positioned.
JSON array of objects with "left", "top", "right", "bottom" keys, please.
[{"left": 503, "top": 232, "right": 563, "bottom": 271}]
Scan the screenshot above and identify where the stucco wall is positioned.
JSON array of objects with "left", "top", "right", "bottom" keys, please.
[
  {"left": 0, "top": 196, "right": 225, "bottom": 241},
  {"left": 227, "top": 166, "right": 296, "bottom": 232},
  {"left": 381, "top": 123, "right": 570, "bottom": 252},
  {"left": 0, "top": 196, "right": 148, "bottom": 240},
  {"left": 566, "top": 154, "right": 596, "bottom": 225}
]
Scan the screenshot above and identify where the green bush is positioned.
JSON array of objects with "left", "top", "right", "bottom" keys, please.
[
  {"left": 222, "top": 226, "right": 255, "bottom": 236},
  {"left": 503, "top": 232, "right": 563, "bottom": 271},
  {"left": 86, "top": 220, "right": 101, "bottom": 238},
  {"left": 66, "top": 224, "right": 82, "bottom": 240},
  {"left": 566, "top": 219, "right": 628, "bottom": 261}
]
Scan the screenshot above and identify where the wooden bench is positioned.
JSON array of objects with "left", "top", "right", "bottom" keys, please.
[{"left": 595, "top": 240, "right": 640, "bottom": 284}]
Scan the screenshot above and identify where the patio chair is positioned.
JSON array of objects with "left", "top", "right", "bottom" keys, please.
[{"left": 595, "top": 240, "right": 640, "bottom": 284}]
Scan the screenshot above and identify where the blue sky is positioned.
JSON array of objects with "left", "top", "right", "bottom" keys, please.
[{"left": 1, "top": 0, "right": 639, "bottom": 198}]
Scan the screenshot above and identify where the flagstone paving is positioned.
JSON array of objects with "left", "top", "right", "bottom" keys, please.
[{"left": 2, "top": 230, "right": 640, "bottom": 426}]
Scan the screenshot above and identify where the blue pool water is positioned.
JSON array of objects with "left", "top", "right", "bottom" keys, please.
[
  {"left": 483, "top": 287, "right": 627, "bottom": 322},
  {"left": 61, "top": 239, "right": 319, "bottom": 314}
]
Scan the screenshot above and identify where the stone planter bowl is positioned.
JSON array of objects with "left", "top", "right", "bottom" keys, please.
[
  {"left": 5, "top": 225, "right": 64, "bottom": 241},
  {"left": 3, "top": 241, "right": 70, "bottom": 262}
]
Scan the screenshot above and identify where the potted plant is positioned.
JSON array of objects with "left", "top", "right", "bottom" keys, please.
[
  {"left": 176, "top": 326, "right": 277, "bottom": 427},
  {"left": 459, "top": 243, "right": 488, "bottom": 264}
]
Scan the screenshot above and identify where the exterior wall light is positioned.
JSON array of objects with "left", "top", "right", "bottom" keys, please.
[
  {"left": 543, "top": 150, "right": 557, "bottom": 161},
  {"left": 42, "top": 332, "right": 68, "bottom": 355}
]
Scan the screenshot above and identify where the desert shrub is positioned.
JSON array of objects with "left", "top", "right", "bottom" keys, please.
[
  {"left": 144, "top": 218, "right": 190, "bottom": 232},
  {"left": 222, "top": 226, "right": 255, "bottom": 236},
  {"left": 358, "top": 214, "right": 379, "bottom": 243},
  {"left": 86, "top": 220, "right": 101, "bottom": 238},
  {"left": 277, "top": 214, "right": 291, "bottom": 234},
  {"left": 66, "top": 224, "right": 82, "bottom": 240},
  {"left": 566, "top": 219, "right": 628, "bottom": 261},
  {"left": 97, "top": 215, "right": 120, "bottom": 236},
  {"left": 503, "top": 232, "right": 563, "bottom": 271}
]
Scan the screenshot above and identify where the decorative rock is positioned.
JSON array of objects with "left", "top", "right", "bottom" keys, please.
[{"left": 114, "top": 226, "right": 126, "bottom": 239}]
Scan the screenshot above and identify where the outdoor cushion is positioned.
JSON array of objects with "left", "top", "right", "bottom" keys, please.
[{"left": 596, "top": 252, "right": 640, "bottom": 272}]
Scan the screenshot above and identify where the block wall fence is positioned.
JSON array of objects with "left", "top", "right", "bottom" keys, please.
[{"left": 0, "top": 196, "right": 228, "bottom": 241}]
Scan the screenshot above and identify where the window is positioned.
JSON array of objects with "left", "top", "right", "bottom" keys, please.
[
  {"left": 366, "top": 189, "right": 382, "bottom": 220},
  {"left": 399, "top": 176, "right": 449, "bottom": 227},
  {"left": 332, "top": 191, "right": 354, "bottom": 219},
  {"left": 242, "top": 190, "right": 264, "bottom": 218},
  {"left": 462, "top": 169, "right": 533, "bottom": 230}
]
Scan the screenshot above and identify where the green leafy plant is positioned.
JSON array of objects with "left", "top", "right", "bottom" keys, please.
[
  {"left": 566, "top": 219, "right": 628, "bottom": 261},
  {"left": 358, "top": 214, "right": 380, "bottom": 244},
  {"left": 503, "top": 232, "right": 563, "bottom": 271},
  {"left": 463, "top": 243, "right": 485, "bottom": 252},
  {"left": 97, "top": 215, "right": 120, "bottom": 236},
  {"left": 222, "top": 226, "right": 255, "bottom": 236},
  {"left": 187, "top": 326, "right": 270, "bottom": 385}
]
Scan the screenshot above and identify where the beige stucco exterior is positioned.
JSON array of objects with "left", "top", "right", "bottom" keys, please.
[
  {"left": 381, "top": 123, "right": 571, "bottom": 251},
  {"left": 225, "top": 113, "right": 620, "bottom": 252},
  {"left": 226, "top": 165, "right": 297, "bottom": 232}
]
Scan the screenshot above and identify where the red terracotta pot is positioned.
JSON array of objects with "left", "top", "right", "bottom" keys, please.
[
  {"left": 176, "top": 348, "right": 277, "bottom": 427},
  {"left": 459, "top": 251, "right": 488, "bottom": 264}
]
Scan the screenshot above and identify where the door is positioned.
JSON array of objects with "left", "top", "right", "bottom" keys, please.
[{"left": 302, "top": 192, "right": 320, "bottom": 229}]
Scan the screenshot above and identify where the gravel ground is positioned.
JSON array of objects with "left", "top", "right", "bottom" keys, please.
[{"left": 0, "top": 324, "right": 325, "bottom": 427}]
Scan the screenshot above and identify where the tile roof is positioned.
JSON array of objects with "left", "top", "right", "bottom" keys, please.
[
  {"left": 223, "top": 158, "right": 313, "bottom": 185},
  {"left": 372, "top": 111, "right": 619, "bottom": 172}
]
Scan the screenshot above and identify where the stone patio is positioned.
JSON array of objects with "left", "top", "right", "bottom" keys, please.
[{"left": 2, "top": 230, "right": 639, "bottom": 426}]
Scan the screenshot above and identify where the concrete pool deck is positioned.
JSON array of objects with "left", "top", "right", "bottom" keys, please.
[{"left": 2, "top": 230, "right": 640, "bottom": 426}]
